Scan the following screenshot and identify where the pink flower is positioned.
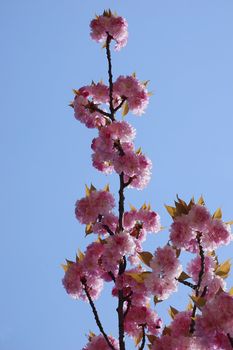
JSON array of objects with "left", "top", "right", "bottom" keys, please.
[
  {"left": 92, "top": 213, "right": 118, "bottom": 235},
  {"left": 102, "top": 231, "right": 136, "bottom": 274},
  {"left": 124, "top": 305, "right": 161, "bottom": 338},
  {"left": 187, "top": 255, "right": 216, "bottom": 286},
  {"left": 62, "top": 261, "right": 103, "bottom": 301},
  {"left": 170, "top": 311, "right": 192, "bottom": 337},
  {"left": 196, "top": 292, "right": 233, "bottom": 338},
  {"left": 170, "top": 215, "right": 197, "bottom": 252},
  {"left": 75, "top": 190, "right": 115, "bottom": 224},
  {"left": 124, "top": 207, "right": 160, "bottom": 233},
  {"left": 90, "top": 11, "right": 128, "bottom": 51},
  {"left": 145, "top": 245, "right": 182, "bottom": 300},
  {"left": 114, "top": 75, "right": 149, "bottom": 115},
  {"left": 73, "top": 86, "right": 107, "bottom": 129},
  {"left": 83, "top": 334, "right": 119, "bottom": 350},
  {"left": 203, "top": 219, "right": 232, "bottom": 250}
]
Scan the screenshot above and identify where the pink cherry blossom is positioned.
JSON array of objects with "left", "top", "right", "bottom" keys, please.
[
  {"left": 90, "top": 11, "right": 128, "bottom": 51},
  {"left": 203, "top": 219, "right": 232, "bottom": 250},
  {"left": 124, "top": 305, "right": 162, "bottom": 338},
  {"left": 170, "top": 311, "right": 192, "bottom": 337},
  {"left": 92, "top": 213, "right": 118, "bottom": 235},
  {"left": 62, "top": 261, "right": 103, "bottom": 301},
  {"left": 83, "top": 334, "right": 119, "bottom": 350},
  {"left": 75, "top": 189, "right": 115, "bottom": 224},
  {"left": 73, "top": 86, "right": 107, "bottom": 128},
  {"left": 187, "top": 254, "right": 216, "bottom": 286},
  {"left": 124, "top": 207, "right": 160, "bottom": 233},
  {"left": 170, "top": 215, "right": 197, "bottom": 252},
  {"left": 145, "top": 245, "right": 182, "bottom": 300},
  {"left": 196, "top": 292, "right": 233, "bottom": 338},
  {"left": 113, "top": 75, "right": 149, "bottom": 115},
  {"left": 102, "top": 231, "right": 136, "bottom": 274}
]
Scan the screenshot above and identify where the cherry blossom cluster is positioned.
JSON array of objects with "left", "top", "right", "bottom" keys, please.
[
  {"left": 170, "top": 202, "right": 232, "bottom": 252},
  {"left": 90, "top": 9, "right": 128, "bottom": 51},
  {"left": 63, "top": 9, "right": 233, "bottom": 350}
]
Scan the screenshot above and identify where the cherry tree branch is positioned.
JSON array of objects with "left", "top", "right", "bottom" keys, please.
[
  {"left": 190, "top": 233, "right": 205, "bottom": 334},
  {"left": 227, "top": 333, "right": 233, "bottom": 348},
  {"left": 138, "top": 325, "right": 146, "bottom": 350},
  {"left": 106, "top": 33, "right": 115, "bottom": 121},
  {"left": 176, "top": 278, "right": 197, "bottom": 290},
  {"left": 81, "top": 279, "right": 116, "bottom": 350},
  {"left": 114, "top": 97, "right": 127, "bottom": 113}
]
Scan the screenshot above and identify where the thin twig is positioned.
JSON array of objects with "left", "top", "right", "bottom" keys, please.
[
  {"left": 106, "top": 33, "right": 115, "bottom": 121},
  {"left": 114, "top": 97, "right": 127, "bottom": 113},
  {"left": 190, "top": 233, "right": 205, "bottom": 334},
  {"left": 102, "top": 224, "right": 114, "bottom": 236},
  {"left": 138, "top": 324, "right": 146, "bottom": 350},
  {"left": 81, "top": 279, "right": 116, "bottom": 350},
  {"left": 176, "top": 278, "right": 197, "bottom": 290},
  {"left": 227, "top": 333, "right": 233, "bottom": 348}
]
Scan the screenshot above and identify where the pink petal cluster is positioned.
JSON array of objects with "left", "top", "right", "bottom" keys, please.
[
  {"left": 113, "top": 75, "right": 149, "bottom": 115},
  {"left": 92, "top": 213, "right": 118, "bottom": 235},
  {"left": 63, "top": 242, "right": 105, "bottom": 300},
  {"left": 91, "top": 121, "right": 152, "bottom": 189},
  {"left": 196, "top": 292, "right": 233, "bottom": 338},
  {"left": 90, "top": 11, "right": 128, "bottom": 50},
  {"left": 124, "top": 305, "right": 162, "bottom": 338},
  {"left": 124, "top": 207, "right": 160, "bottom": 233},
  {"left": 102, "top": 231, "right": 136, "bottom": 274},
  {"left": 83, "top": 334, "right": 119, "bottom": 350},
  {"left": 187, "top": 255, "right": 216, "bottom": 285},
  {"left": 152, "top": 335, "right": 206, "bottom": 350},
  {"left": 170, "top": 204, "right": 232, "bottom": 252},
  {"left": 145, "top": 245, "right": 182, "bottom": 300},
  {"left": 62, "top": 261, "right": 103, "bottom": 301},
  {"left": 112, "top": 268, "right": 150, "bottom": 306},
  {"left": 75, "top": 189, "right": 115, "bottom": 224},
  {"left": 73, "top": 85, "right": 108, "bottom": 128},
  {"left": 170, "top": 311, "right": 192, "bottom": 337}
]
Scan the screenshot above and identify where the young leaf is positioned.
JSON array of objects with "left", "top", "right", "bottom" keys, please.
[
  {"left": 213, "top": 208, "right": 222, "bottom": 219},
  {"left": 215, "top": 259, "right": 231, "bottom": 279},
  {"left": 122, "top": 101, "right": 129, "bottom": 116},
  {"left": 178, "top": 271, "right": 190, "bottom": 281},
  {"left": 138, "top": 251, "right": 153, "bottom": 267},
  {"left": 168, "top": 306, "right": 179, "bottom": 319},
  {"left": 164, "top": 205, "right": 176, "bottom": 218}
]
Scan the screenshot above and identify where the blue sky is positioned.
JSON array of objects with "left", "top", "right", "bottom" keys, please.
[{"left": 1, "top": 1, "right": 233, "bottom": 349}]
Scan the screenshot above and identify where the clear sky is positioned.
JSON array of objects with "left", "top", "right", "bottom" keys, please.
[{"left": 1, "top": 1, "right": 233, "bottom": 349}]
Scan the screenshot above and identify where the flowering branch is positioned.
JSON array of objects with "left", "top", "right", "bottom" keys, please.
[
  {"left": 227, "top": 333, "right": 233, "bottom": 348},
  {"left": 81, "top": 278, "right": 116, "bottom": 350},
  {"left": 138, "top": 325, "right": 146, "bottom": 350},
  {"left": 106, "top": 33, "right": 115, "bottom": 121},
  {"left": 176, "top": 278, "right": 196, "bottom": 290},
  {"left": 190, "top": 233, "right": 205, "bottom": 334}
]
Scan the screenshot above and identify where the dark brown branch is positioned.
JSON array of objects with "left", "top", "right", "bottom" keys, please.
[
  {"left": 84, "top": 103, "right": 112, "bottom": 120},
  {"left": 102, "top": 224, "right": 114, "bottom": 236},
  {"left": 176, "top": 278, "right": 197, "bottom": 290},
  {"left": 81, "top": 279, "right": 116, "bottom": 350},
  {"left": 114, "top": 97, "right": 127, "bottom": 113},
  {"left": 190, "top": 233, "right": 205, "bottom": 334},
  {"left": 106, "top": 33, "right": 115, "bottom": 121},
  {"left": 117, "top": 288, "right": 126, "bottom": 350},
  {"left": 138, "top": 324, "right": 146, "bottom": 350},
  {"left": 227, "top": 333, "right": 233, "bottom": 348},
  {"left": 118, "top": 172, "right": 125, "bottom": 232}
]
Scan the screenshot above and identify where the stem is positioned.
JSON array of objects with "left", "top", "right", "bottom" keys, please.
[
  {"left": 118, "top": 173, "right": 125, "bottom": 231},
  {"left": 176, "top": 278, "right": 197, "bottom": 290},
  {"left": 81, "top": 279, "right": 116, "bottom": 350},
  {"left": 106, "top": 33, "right": 115, "bottom": 121},
  {"left": 114, "top": 97, "right": 127, "bottom": 113},
  {"left": 138, "top": 325, "right": 146, "bottom": 350},
  {"left": 227, "top": 333, "right": 233, "bottom": 348},
  {"left": 190, "top": 233, "right": 205, "bottom": 334}
]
